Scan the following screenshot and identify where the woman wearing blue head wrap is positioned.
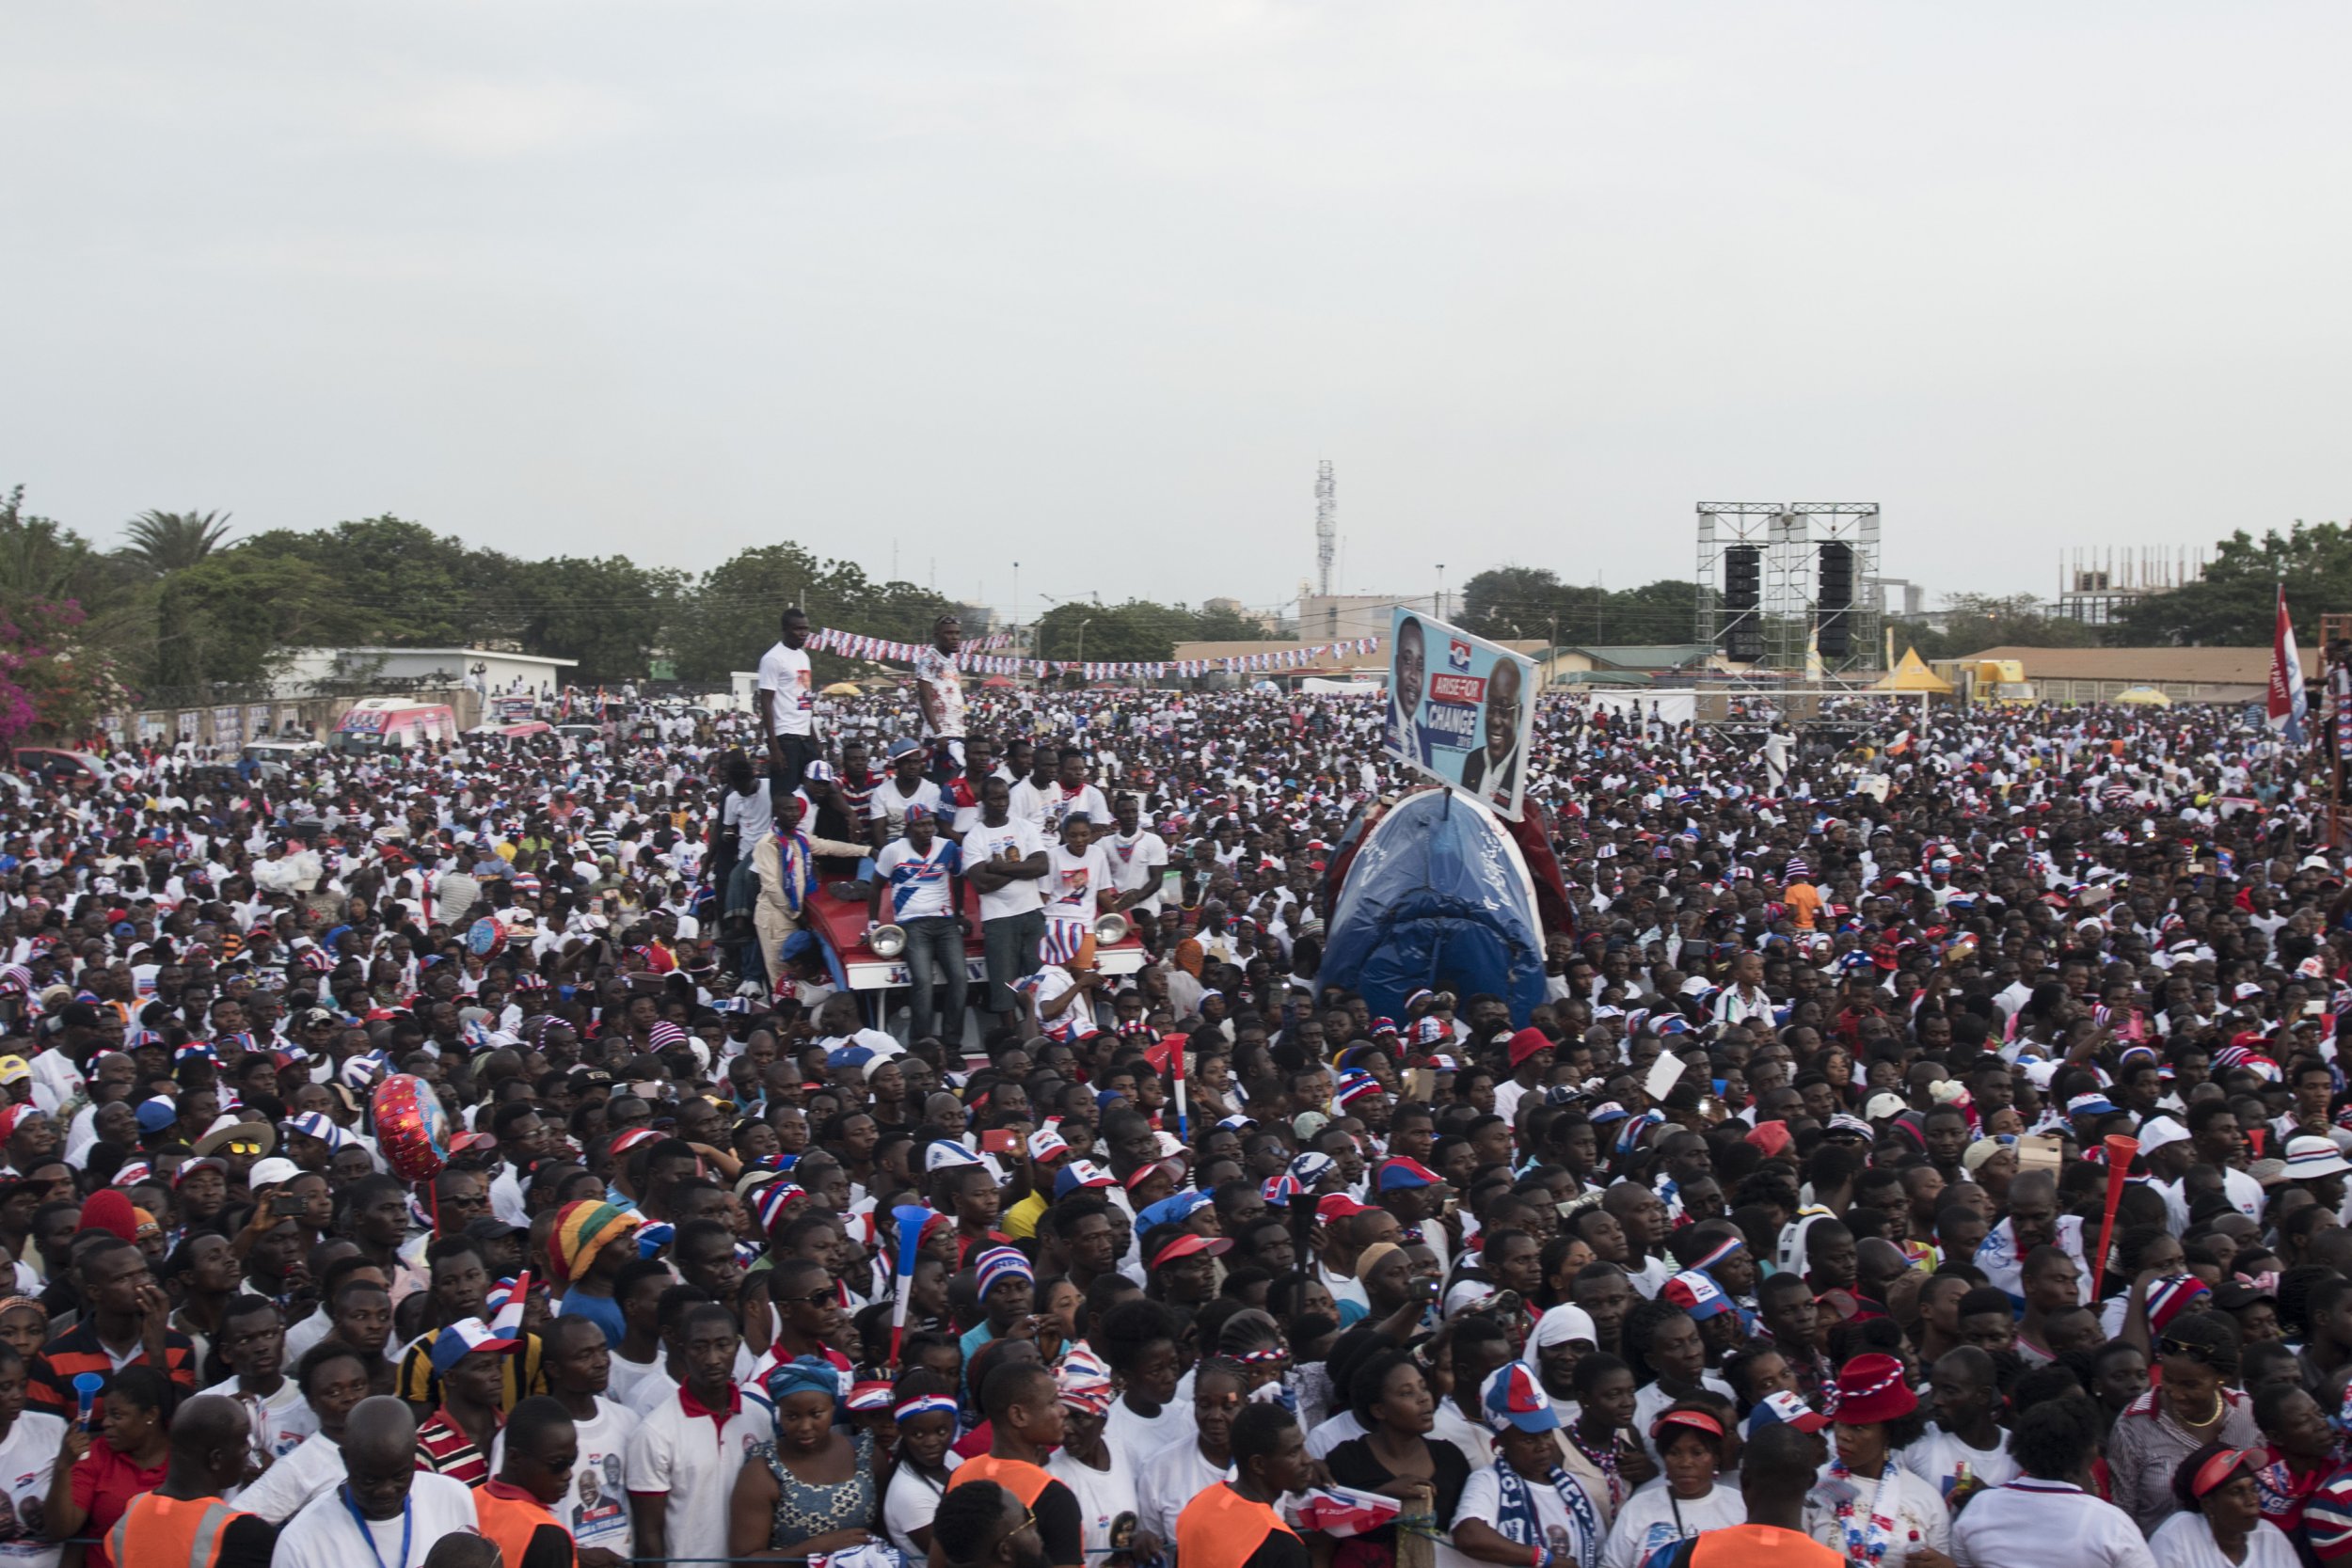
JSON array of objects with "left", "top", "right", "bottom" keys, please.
[{"left": 731, "top": 1354, "right": 880, "bottom": 1559}]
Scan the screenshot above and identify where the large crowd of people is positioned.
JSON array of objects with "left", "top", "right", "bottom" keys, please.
[{"left": 0, "top": 606, "right": 2345, "bottom": 1568}]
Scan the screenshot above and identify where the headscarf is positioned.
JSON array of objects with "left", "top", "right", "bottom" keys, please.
[
  {"left": 1056, "top": 1346, "right": 1114, "bottom": 1416},
  {"left": 762, "top": 1355, "right": 841, "bottom": 1408},
  {"left": 1519, "top": 1304, "right": 1597, "bottom": 1424}
]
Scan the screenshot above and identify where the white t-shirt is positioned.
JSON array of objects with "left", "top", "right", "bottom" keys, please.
[
  {"left": 1305, "top": 1410, "right": 1368, "bottom": 1461},
  {"left": 199, "top": 1374, "right": 318, "bottom": 1461},
  {"left": 624, "top": 1389, "right": 769, "bottom": 1568},
  {"left": 876, "top": 838, "right": 962, "bottom": 923},
  {"left": 1600, "top": 1481, "right": 1744, "bottom": 1568},
  {"left": 231, "top": 1429, "right": 342, "bottom": 1524},
  {"left": 277, "top": 1469, "right": 479, "bottom": 1568},
  {"left": 1135, "top": 1433, "right": 1231, "bottom": 1544},
  {"left": 1952, "top": 1479, "right": 2157, "bottom": 1568},
  {"left": 0, "top": 1411, "right": 62, "bottom": 1568},
  {"left": 1047, "top": 1446, "right": 1139, "bottom": 1562},
  {"left": 914, "top": 647, "right": 967, "bottom": 740},
  {"left": 1020, "top": 965, "right": 1100, "bottom": 1042},
  {"left": 883, "top": 1455, "right": 961, "bottom": 1556},
  {"left": 1010, "top": 780, "right": 1112, "bottom": 834},
  {"left": 723, "top": 782, "right": 775, "bottom": 847},
  {"left": 1104, "top": 1395, "right": 1195, "bottom": 1480},
  {"left": 1043, "top": 842, "right": 1110, "bottom": 925},
  {"left": 961, "top": 816, "right": 1046, "bottom": 921},
  {"left": 491, "top": 1395, "right": 639, "bottom": 1560},
  {"left": 1101, "top": 830, "right": 1170, "bottom": 913},
  {"left": 1900, "top": 1423, "right": 2019, "bottom": 1504},
  {"left": 2148, "top": 1511, "right": 2299, "bottom": 1568},
  {"left": 604, "top": 1350, "right": 670, "bottom": 1413},
  {"left": 757, "top": 642, "right": 815, "bottom": 736}
]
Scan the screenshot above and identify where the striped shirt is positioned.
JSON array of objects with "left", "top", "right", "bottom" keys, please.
[
  {"left": 28, "top": 1323, "right": 198, "bottom": 1418},
  {"left": 416, "top": 1410, "right": 493, "bottom": 1486}
]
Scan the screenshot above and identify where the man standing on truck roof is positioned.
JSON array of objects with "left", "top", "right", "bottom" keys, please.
[
  {"left": 758, "top": 607, "right": 820, "bottom": 798},
  {"left": 915, "top": 613, "right": 968, "bottom": 786}
]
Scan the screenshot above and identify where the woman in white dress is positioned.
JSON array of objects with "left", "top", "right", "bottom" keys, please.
[
  {"left": 1802, "top": 1353, "right": 1952, "bottom": 1568},
  {"left": 2149, "top": 1444, "right": 2299, "bottom": 1568}
]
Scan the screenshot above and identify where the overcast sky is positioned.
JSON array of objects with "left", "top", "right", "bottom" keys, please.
[{"left": 8, "top": 3, "right": 2350, "bottom": 630}]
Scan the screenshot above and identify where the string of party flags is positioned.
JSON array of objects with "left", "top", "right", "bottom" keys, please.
[{"left": 810, "top": 626, "right": 1382, "bottom": 679}]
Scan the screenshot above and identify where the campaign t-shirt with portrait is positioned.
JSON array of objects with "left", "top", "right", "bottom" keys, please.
[
  {"left": 1043, "top": 842, "right": 1111, "bottom": 926},
  {"left": 491, "top": 1395, "right": 639, "bottom": 1560},
  {"left": 0, "top": 1410, "right": 61, "bottom": 1568}
]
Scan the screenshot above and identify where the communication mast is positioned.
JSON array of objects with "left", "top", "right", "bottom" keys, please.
[{"left": 1315, "top": 460, "right": 1336, "bottom": 597}]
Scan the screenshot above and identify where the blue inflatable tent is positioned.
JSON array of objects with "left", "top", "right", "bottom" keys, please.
[{"left": 1316, "top": 787, "right": 1549, "bottom": 1025}]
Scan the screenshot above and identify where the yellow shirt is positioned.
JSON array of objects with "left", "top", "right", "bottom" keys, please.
[{"left": 1003, "top": 1191, "right": 1048, "bottom": 1242}]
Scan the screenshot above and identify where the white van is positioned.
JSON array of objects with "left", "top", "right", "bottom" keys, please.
[{"left": 329, "top": 699, "right": 461, "bottom": 753}]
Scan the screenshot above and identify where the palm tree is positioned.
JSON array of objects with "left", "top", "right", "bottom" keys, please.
[{"left": 121, "top": 509, "right": 233, "bottom": 574}]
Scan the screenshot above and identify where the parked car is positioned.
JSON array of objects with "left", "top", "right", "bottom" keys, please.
[
  {"left": 8, "top": 747, "right": 106, "bottom": 788},
  {"left": 239, "top": 739, "right": 323, "bottom": 781}
]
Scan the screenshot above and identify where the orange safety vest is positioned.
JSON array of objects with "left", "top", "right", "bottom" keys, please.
[
  {"left": 474, "top": 1480, "right": 576, "bottom": 1568},
  {"left": 1175, "top": 1482, "right": 1296, "bottom": 1568},
  {"left": 105, "top": 1494, "right": 248, "bottom": 1568},
  {"left": 1680, "top": 1524, "right": 1844, "bottom": 1568},
  {"left": 946, "top": 1454, "right": 1056, "bottom": 1508}
]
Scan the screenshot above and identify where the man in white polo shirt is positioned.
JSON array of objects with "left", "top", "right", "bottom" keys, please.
[{"left": 626, "top": 1303, "right": 767, "bottom": 1568}]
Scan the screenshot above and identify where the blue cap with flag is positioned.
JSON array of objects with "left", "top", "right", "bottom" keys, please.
[{"left": 1481, "top": 1362, "right": 1559, "bottom": 1433}]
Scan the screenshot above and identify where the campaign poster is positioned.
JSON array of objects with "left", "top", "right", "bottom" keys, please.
[{"left": 1382, "top": 607, "right": 1537, "bottom": 821}]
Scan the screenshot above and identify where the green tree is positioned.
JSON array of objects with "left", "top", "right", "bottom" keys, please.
[
  {"left": 0, "top": 488, "right": 144, "bottom": 719},
  {"left": 669, "top": 545, "right": 957, "bottom": 683},
  {"left": 514, "top": 556, "right": 687, "bottom": 683},
  {"left": 149, "top": 550, "right": 378, "bottom": 693},
  {"left": 1033, "top": 602, "right": 1164, "bottom": 665},
  {"left": 237, "top": 517, "right": 469, "bottom": 643},
  {"left": 2111, "top": 521, "right": 2352, "bottom": 646},
  {"left": 119, "top": 509, "right": 234, "bottom": 575},
  {"left": 0, "top": 488, "right": 128, "bottom": 610},
  {"left": 668, "top": 543, "right": 825, "bottom": 683},
  {"left": 1031, "top": 599, "right": 1295, "bottom": 670},
  {"left": 1458, "top": 566, "right": 1702, "bottom": 647}
]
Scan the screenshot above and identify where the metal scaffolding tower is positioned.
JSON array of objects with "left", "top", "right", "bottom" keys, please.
[{"left": 1694, "top": 502, "right": 1883, "bottom": 673}]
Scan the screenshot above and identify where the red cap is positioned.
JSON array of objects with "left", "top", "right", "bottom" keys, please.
[
  {"left": 1507, "top": 1028, "right": 1553, "bottom": 1068},
  {"left": 1150, "top": 1235, "right": 1233, "bottom": 1269},
  {"left": 1316, "top": 1194, "right": 1375, "bottom": 1224}
]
